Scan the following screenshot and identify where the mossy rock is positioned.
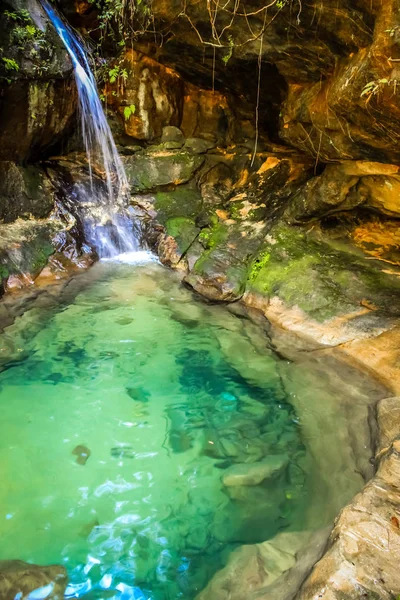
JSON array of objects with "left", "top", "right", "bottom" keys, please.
[
  {"left": 247, "top": 223, "right": 400, "bottom": 322},
  {"left": 185, "top": 219, "right": 267, "bottom": 301},
  {"left": 123, "top": 151, "right": 205, "bottom": 192},
  {"left": 153, "top": 185, "right": 204, "bottom": 225},
  {"left": 165, "top": 217, "right": 200, "bottom": 256},
  {"left": 0, "top": 218, "right": 62, "bottom": 287}
]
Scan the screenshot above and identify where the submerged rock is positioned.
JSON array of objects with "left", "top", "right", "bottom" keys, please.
[
  {"left": 0, "top": 560, "right": 67, "bottom": 600},
  {"left": 110, "top": 445, "right": 136, "bottom": 459},
  {"left": 72, "top": 444, "right": 91, "bottom": 465},
  {"left": 126, "top": 387, "right": 150, "bottom": 403},
  {"left": 221, "top": 455, "right": 289, "bottom": 487},
  {"left": 78, "top": 518, "right": 99, "bottom": 539}
]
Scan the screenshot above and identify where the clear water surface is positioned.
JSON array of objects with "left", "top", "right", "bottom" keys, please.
[{"left": 0, "top": 257, "right": 377, "bottom": 599}]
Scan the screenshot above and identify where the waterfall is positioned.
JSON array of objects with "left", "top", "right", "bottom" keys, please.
[{"left": 42, "top": 1, "right": 138, "bottom": 258}]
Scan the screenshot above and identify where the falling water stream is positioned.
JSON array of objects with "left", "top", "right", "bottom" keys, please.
[{"left": 41, "top": 0, "right": 137, "bottom": 258}]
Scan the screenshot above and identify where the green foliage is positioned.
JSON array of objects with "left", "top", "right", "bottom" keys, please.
[
  {"left": 1, "top": 7, "right": 51, "bottom": 80},
  {"left": 222, "top": 35, "right": 234, "bottom": 65},
  {"left": 123, "top": 104, "right": 136, "bottom": 120},
  {"left": 12, "top": 23, "right": 45, "bottom": 49},
  {"left": 361, "top": 77, "right": 398, "bottom": 101},
  {"left": 2, "top": 57, "right": 19, "bottom": 72},
  {"left": 108, "top": 65, "right": 128, "bottom": 83},
  {"left": 87, "top": 0, "right": 153, "bottom": 42},
  {"left": 4, "top": 9, "right": 30, "bottom": 22}
]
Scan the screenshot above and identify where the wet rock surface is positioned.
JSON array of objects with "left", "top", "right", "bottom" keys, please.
[
  {"left": 196, "top": 530, "right": 329, "bottom": 600},
  {"left": 0, "top": 162, "right": 55, "bottom": 223},
  {"left": 0, "top": 218, "right": 63, "bottom": 291},
  {"left": 297, "top": 397, "right": 400, "bottom": 600},
  {"left": 0, "top": 0, "right": 76, "bottom": 162}
]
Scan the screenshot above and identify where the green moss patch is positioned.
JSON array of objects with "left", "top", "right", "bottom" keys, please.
[
  {"left": 165, "top": 217, "right": 200, "bottom": 255},
  {"left": 124, "top": 152, "right": 204, "bottom": 192},
  {"left": 247, "top": 224, "right": 400, "bottom": 322},
  {"left": 154, "top": 185, "right": 203, "bottom": 225}
]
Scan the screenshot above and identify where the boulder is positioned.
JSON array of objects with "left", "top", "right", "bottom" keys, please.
[
  {"left": 161, "top": 126, "right": 184, "bottom": 145},
  {"left": 0, "top": 218, "right": 63, "bottom": 290},
  {"left": 183, "top": 138, "right": 215, "bottom": 154},
  {"left": 196, "top": 530, "right": 329, "bottom": 600},
  {"left": 246, "top": 222, "right": 400, "bottom": 331},
  {"left": 0, "top": 560, "right": 67, "bottom": 599},
  {"left": 122, "top": 150, "right": 204, "bottom": 191},
  {"left": 182, "top": 152, "right": 312, "bottom": 302}
]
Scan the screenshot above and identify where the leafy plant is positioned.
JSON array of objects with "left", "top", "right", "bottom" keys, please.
[
  {"left": 12, "top": 23, "right": 45, "bottom": 48},
  {"left": 4, "top": 9, "right": 30, "bottom": 22},
  {"left": 385, "top": 26, "right": 400, "bottom": 37},
  {"left": 361, "top": 77, "right": 397, "bottom": 102},
  {"left": 87, "top": 0, "right": 154, "bottom": 44},
  {"left": 2, "top": 57, "right": 19, "bottom": 72},
  {"left": 123, "top": 104, "right": 136, "bottom": 120},
  {"left": 222, "top": 35, "right": 234, "bottom": 65},
  {"left": 108, "top": 65, "right": 128, "bottom": 83}
]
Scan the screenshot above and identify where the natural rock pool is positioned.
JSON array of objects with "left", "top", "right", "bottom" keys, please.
[{"left": 0, "top": 257, "right": 386, "bottom": 599}]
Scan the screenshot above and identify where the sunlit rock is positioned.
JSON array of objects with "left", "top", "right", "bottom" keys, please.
[
  {"left": 297, "top": 397, "right": 400, "bottom": 599},
  {"left": 286, "top": 162, "right": 400, "bottom": 223},
  {"left": 196, "top": 530, "right": 329, "bottom": 600},
  {"left": 106, "top": 49, "right": 184, "bottom": 141}
]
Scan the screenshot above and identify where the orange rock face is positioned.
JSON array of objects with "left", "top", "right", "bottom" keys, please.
[
  {"left": 106, "top": 49, "right": 184, "bottom": 140},
  {"left": 181, "top": 84, "right": 236, "bottom": 144},
  {"left": 105, "top": 49, "right": 240, "bottom": 144}
]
